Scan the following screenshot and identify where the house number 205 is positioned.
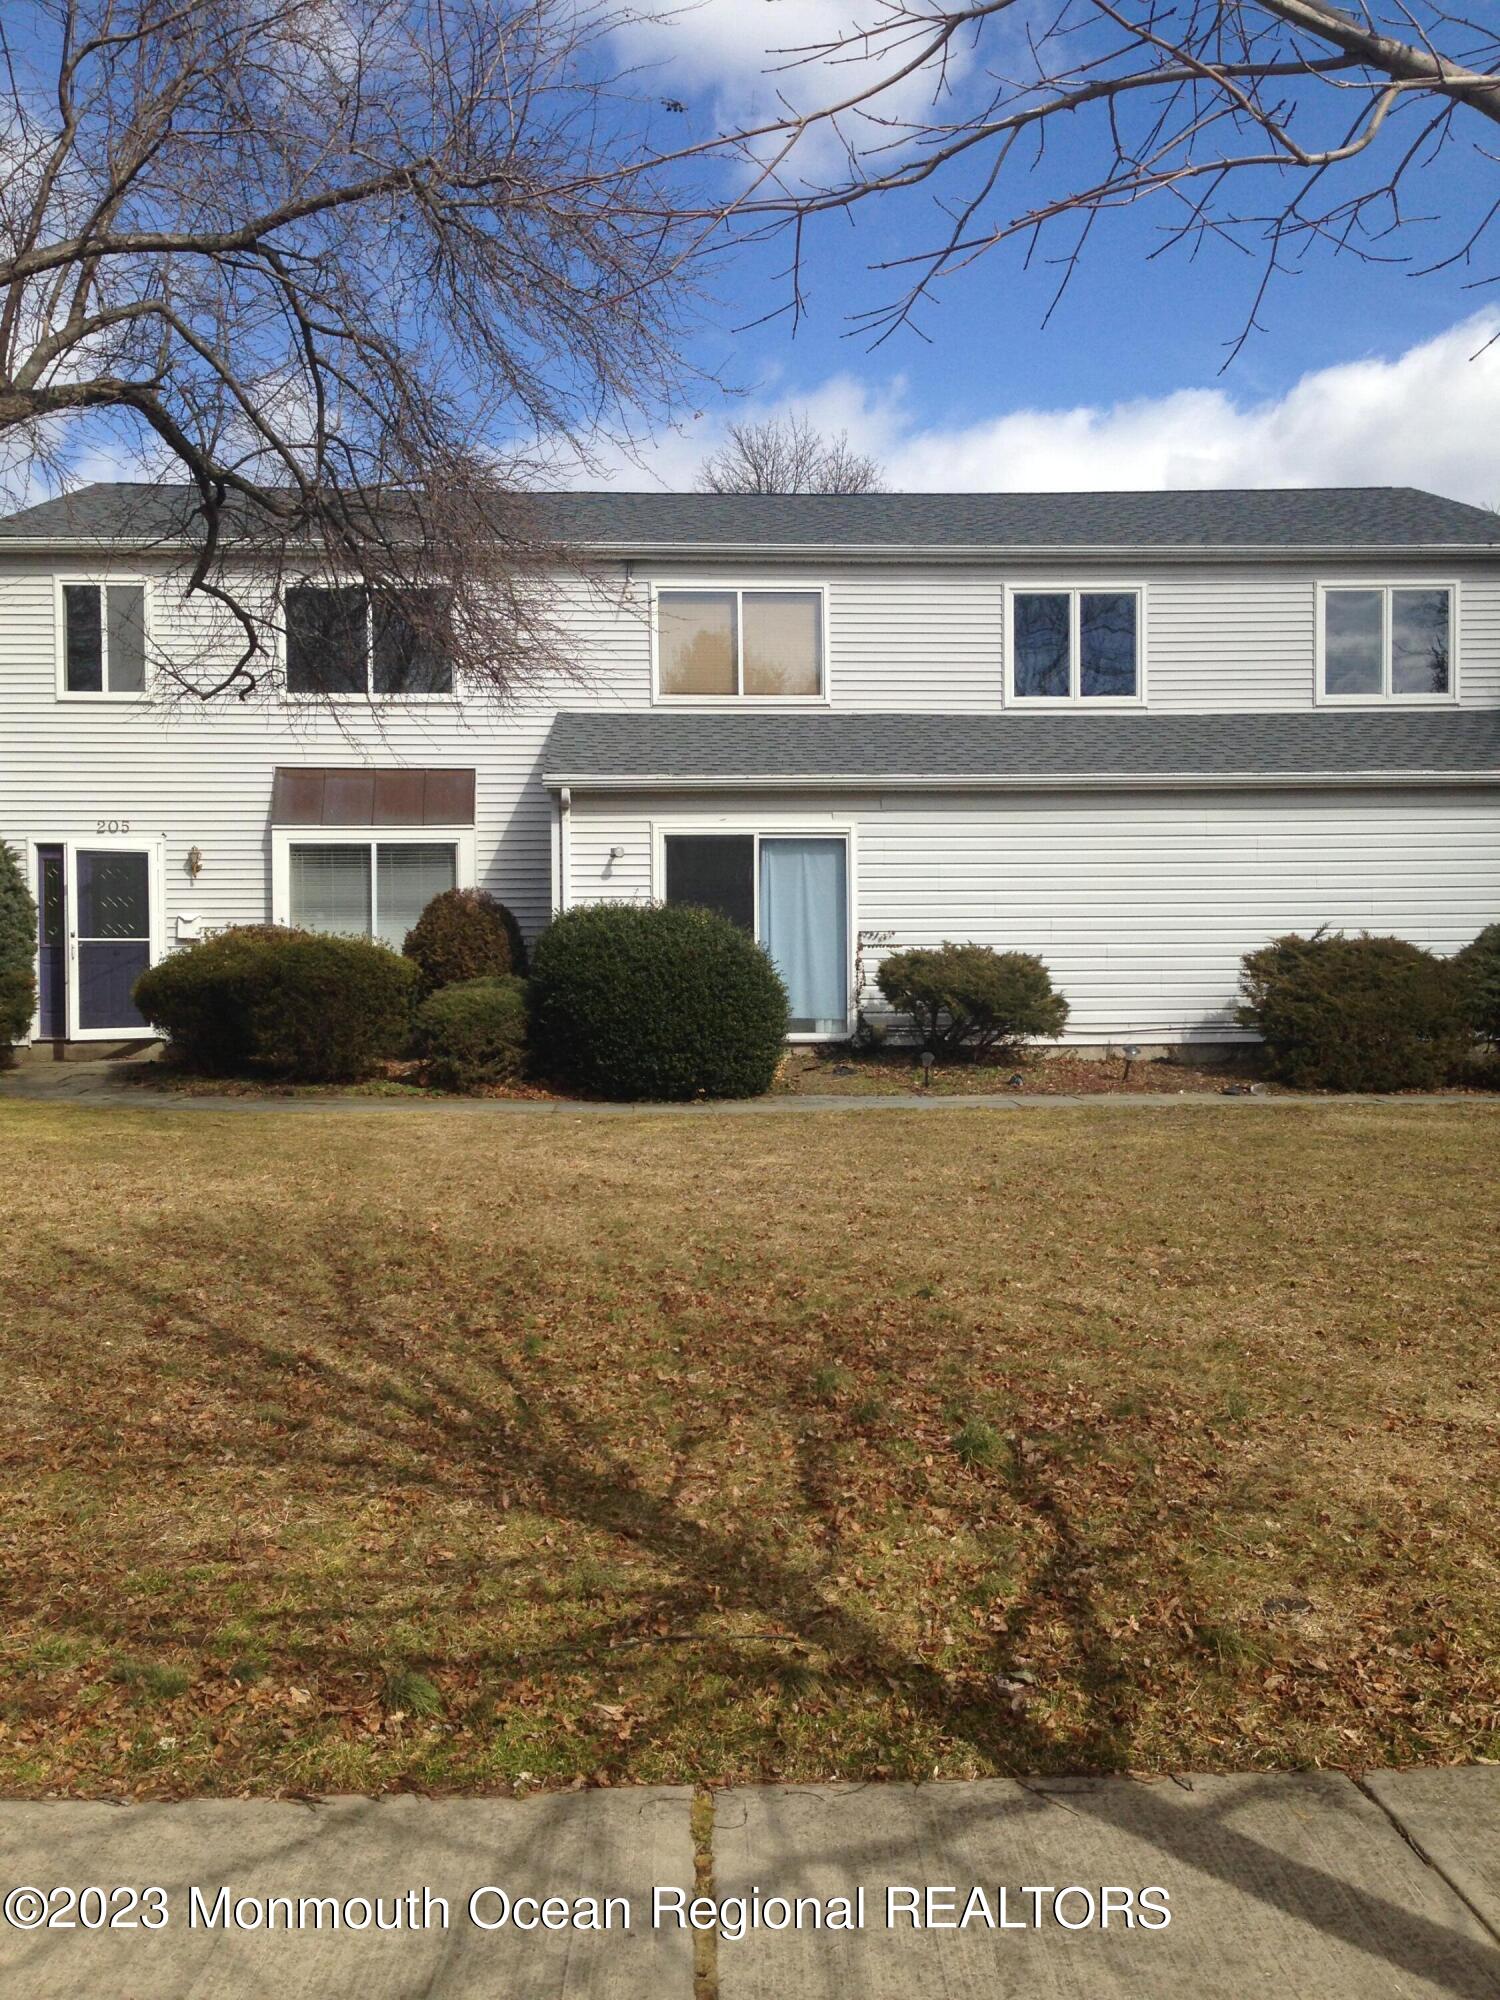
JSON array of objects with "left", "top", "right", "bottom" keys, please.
[{"left": 95, "top": 818, "right": 131, "bottom": 834}]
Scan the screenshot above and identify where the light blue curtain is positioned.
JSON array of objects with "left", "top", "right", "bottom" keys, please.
[{"left": 758, "top": 838, "right": 847, "bottom": 1035}]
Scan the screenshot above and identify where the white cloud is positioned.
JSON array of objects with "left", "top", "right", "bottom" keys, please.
[
  {"left": 588, "top": 313, "right": 1500, "bottom": 504},
  {"left": 620, "top": 2, "right": 977, "bottom": 177}
]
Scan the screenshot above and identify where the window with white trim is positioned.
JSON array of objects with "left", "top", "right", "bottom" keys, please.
[
  {"left": 284, "top": 584, "right": 453, "bottom": 696},
  {"left": 61, "top": 581, "right": 147, "bottom": 694},
  {"left": 1009, "top": 588, "right": 1140, "bottom": 703},
  {"left": 656, "top": 588, "right": 824, "bottom": 698},
  {"left": 1321, "top": 585, "right": 1453, "bottom": 700},
  {"left": 288, "top": 840, "right": 457, "bottom": 948}
]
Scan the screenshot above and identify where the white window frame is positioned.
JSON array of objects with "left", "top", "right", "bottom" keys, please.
[
  {"left": 650, "top": 580, "right": 832, "bottom": 706},
  {"left": 54, "top": 574, "right": 153, "bottom": 702},
  {"left": 1004, "top": 583, "right": 1147, "bottom": 709},
  {"left": 649, "top": 814, "right": 855, "bottom": 1041},
  {"left": 1315, "top": 581, "right": 1460, "bottom": 706},
  {"left": 279, "top": 583, "right": 458, "bottom": 704},
  {"left": 271, "top": 826, "right": 477, "bottom": 942}
]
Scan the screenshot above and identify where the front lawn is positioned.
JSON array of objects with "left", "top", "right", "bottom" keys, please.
[{"left": 0, "top": 1099, "right": 1495, "bottom": 1796}]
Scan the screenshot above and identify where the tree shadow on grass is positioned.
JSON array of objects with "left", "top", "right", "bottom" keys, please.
[{"left": 13, "top": 1226, "right": 1141, "bottom": 1788}]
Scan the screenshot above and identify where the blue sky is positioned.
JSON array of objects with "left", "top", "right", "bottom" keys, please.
[
  {"left": 595, "top": 3, "right": 1500, "bottom": 500},
  {"left": 13, "top": 1, "right": 1499, "bottom": 504}
]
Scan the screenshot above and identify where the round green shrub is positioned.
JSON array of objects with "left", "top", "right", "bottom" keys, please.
[
  {"left": 1454, "top": 923, "right": 1500, "bottom": 1045},
  {"left": 133, "top": 924, "right": 290, "bottom": 1072},
  {"left": 134, "top": 925, "right": 418, "bottom": 1081},
  {"left": 1237, "top": 931, "right": 1469, "bottom": 1092},
  {"left": 875, "top": 942, "right": 1069, "bottom": 1057},
  {"left": 403, "top": 887, "right": 526, "bottom": 992},
  {"left": 412, "top": 975, "right": 528, "bottom": 1091},
  {"left": 529, "top": 902, "right": 788, "bottom": 1101},
  {"left": 0, "top": 841, "right": 38, "bottom": 1053}
]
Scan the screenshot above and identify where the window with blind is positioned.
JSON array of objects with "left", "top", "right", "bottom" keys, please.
[{"left": 288, "top": 841, "right": 458, "bottom": 946}]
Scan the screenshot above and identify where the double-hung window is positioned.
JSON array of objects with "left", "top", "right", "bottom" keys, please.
[
  {"left": 1319, "top": 585, "right": 1454, "bottom": 701},
  {"left": 59, "top": 580, "right": 147, "bottom": 695},
  {"left": 286, "top": 839, "right": 461, "bottom": 949},
  {"left": 1009, "top": 588, "right": 1141, "bottom": 703},
  {"left": 656, "top": 587, "right": 824, "bottom": 699},
  {"left": 284, "top": 584, "right": 454, "bottom": 696}
]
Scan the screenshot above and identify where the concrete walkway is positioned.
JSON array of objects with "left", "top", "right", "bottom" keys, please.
[
  {"left": 0, "top": 1770, "right": 1496, "bottom": 1997},
  {"left": 2, "top": 1057, "right": 1489, "bottom": 1117}
]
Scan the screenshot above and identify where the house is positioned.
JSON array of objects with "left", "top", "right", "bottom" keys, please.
[{"left": 3, "top": 482, "right": 1499, "bottom": 1051}]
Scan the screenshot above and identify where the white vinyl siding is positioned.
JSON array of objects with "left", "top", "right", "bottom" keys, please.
[{"left": 565, "top": 785, "right": 1500, "bottom": 1044}]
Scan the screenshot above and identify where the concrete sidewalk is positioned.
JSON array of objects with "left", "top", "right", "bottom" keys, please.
[
  {"left": 0, "top": 1770, "right": 1496, "bottom": 1997},
  {"left": 2, "top": 1056, "right": 1488, "bottom": 1117}
]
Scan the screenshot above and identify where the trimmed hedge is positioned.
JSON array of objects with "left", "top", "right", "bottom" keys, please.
[
  {"left": 0, "top": 842, "right": 37, "bottom": 1051},
  {"left": 412, "top": 975, "right": 528, "bottom": 1090},
  {"left": 403, "top": 888, "right": 526, "bottom": 993},
  {"left": 134, "top": 925, "right": 418, "bottom": 1081},
  {"left": 1455, "top": 923, "right": 1500, "bottom": 1045},
  {"left": 875, "top": 942, "right": 1069, "bottom": 1057},
  {"left": 529, "top": 902, "right": 788, "bottom": 1101},
  {"left": 1237, "top": 931, "right": 1469, "bottom": 1092}
]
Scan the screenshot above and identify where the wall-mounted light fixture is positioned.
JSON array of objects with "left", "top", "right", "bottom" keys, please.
[{"left": 186, "top": 845, "right": 204, "bottom": 880}]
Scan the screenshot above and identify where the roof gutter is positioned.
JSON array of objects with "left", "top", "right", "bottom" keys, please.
[
  {"left": 542, "top": 768, "right": 1500, "bottom": 793},
  {"left": 2, "top": 537, "right": 1499, "bottom": 564}
]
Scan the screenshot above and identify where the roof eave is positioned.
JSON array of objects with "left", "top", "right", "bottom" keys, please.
[
  {"left": 3, "top": 536, "right": 1500, "bottom": 561},
  {"left": 542, "top": 767, "right": 1500, "bottom": 792}
]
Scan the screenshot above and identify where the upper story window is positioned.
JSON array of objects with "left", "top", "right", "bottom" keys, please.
[
  {"left": 1320, "top": 585, "right": 1454, "bottom": 702},
  {"left": 60, "top": 580, "right": 147, "bottom": 696},
  {"left": 1009, "top": 588, "right": 1140, "bottom": 704},
  {"left": 656, "top": 587, "right": 824, "bottom": 699},
  {"left": 284, "top": 584, "right": 453, "bottom": 697}
]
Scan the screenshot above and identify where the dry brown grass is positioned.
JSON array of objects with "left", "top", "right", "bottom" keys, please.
[{"left": 0, "top": 1098, "right": 1495, "bottom": 1798}]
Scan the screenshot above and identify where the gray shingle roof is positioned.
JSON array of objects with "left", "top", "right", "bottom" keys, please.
[
  {"left": 2, "top": 481, "right": 1498, "bottom": 551},
  {"left": 543, "top": 708, "right": 1500, "bottom": 784}
]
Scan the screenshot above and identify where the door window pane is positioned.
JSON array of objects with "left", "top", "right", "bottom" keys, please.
[
  {"left": 1323, "top": 590, "right": 1383, "bottom": 695},
  {"left": 63, "top": 585, "right": 103, "bottom": 691},
  {"left": 1391, "top": 589, "right": 1450, "bottom": 695},
  {"left": 1013, "top": 593, "right": 1070, "bottom": 697},
  {"left": 372, "top": 589, "right": 454, "bottom": 695},
  {"left": 105, "top": 584, "right": 146, "bottom": 691},
  {"left": 290, "top": 844, "right": 372, "bottom": 935},
  {"left": 375, "top": 843, "right": 457, "bottom": 950},
  {"left": 742, "top": 592, "right": 822, "bottom": 696},
  {"left": 76, "top": 850, "right": 149, "bottom": 938},
  {"left": 664, "top": 834, "right": 754, "bottom": 931},
  {"left": 759, "top": 838, "right": 847, "bottom": 1035},
  {"left": 658, "top": 592, "right": 737, "bottom": 696},
  {"left": 285, "top": 585, "right": 368, "bottom": 694},
  {"left": 1080, "top": 592, "right": 1137, "bottom": 697}
]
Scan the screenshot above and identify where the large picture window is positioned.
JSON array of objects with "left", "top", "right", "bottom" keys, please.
[
  {"left": 662, "top": 830, "right": 848, "bottom": 1036},
  {"left": 288, "top": 840, "right": 458, "bottom": 948},
  {"left": 60, "top": 580, "right": 147, "bottom": 695},
  {"left": 284, "top": 584, "right": 453, "bottom": 697},
  {"left": 1320, "top": 585, "right": 1453, "bottom": 700},
  {"left": 1009, "top": 588, "right": 1140, "bottom": 703},
  {"left": 656, "top": 588, "right": 824, "bottom": 699}
]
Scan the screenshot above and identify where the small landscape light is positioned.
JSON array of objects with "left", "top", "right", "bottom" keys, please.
[
  {"left": 1122, "top": 1042, "right": 1141, "bottom": 1083},
  {"left": 919, "top": 1049, "right": 935, "bottom": 1087}
]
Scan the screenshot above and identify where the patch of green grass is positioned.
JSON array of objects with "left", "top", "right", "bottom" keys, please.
[
  {"left": 950, "top": 1418, "right": 1003, "bottom": 1469},
  {"left": 382, "top": 1669, "right": 445, "bottom": 1719},
  {"left": 109, "top": 1660, "right": 191, "bottom": 1700}
]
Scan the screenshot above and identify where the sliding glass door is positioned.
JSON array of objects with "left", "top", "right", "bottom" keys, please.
[{"left": 663, "top": 830, "right": 849, "bottom": 1037}]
